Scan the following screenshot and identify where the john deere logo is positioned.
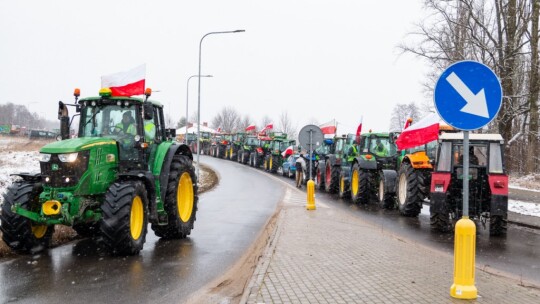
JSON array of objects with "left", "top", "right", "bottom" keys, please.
[{"left": 51, "top": 164, "right": 59, "bottom": 171}]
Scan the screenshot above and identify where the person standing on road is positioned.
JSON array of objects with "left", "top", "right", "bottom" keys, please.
[{"left": 295, "top": 153, "right": 306, "bottom": 188}]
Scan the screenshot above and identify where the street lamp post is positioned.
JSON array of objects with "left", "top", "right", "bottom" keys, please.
[
  {"left": 186, "top": 74, "right": 212, "bottom": 142},
  {"left": 196, "top": 29, "right": 245, "bottom": 177}
]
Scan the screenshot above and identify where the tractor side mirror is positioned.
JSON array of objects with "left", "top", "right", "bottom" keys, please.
[
  {"left": 58, "top": 101, "right": 70, "bottom": 140},
  {"left": 143, "top": 103, "right": 153, "bottom": 120},
  {"left": 166, "top": 128, "right": 176, "bottom": 140}
]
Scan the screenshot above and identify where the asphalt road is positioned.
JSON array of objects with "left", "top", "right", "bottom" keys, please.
[{"left": 0, "top": 155, "right": 281, "bottom": 304}]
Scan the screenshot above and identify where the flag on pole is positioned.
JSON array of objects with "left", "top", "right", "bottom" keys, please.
[
  {"left": 403, "top": 117, "right": 413, "bottom": 130},
  {"left": 355, "top": 117, "right": 363, "bottom": 144},
  {"left": 281, "top": 145, "right": 294, "bottom": 157},
  {"left": 259, "top": 123, "right": 273, "bottom": 135},
  {"left": 101, "top": 64, "right": 146, "bottom": 97},
  {"left": 245, "top": 124, "right": 256, "bottom": 132},
  {"left": 395, "top": 113, "right": 441, "bottom": 150},
  {"left": 319, "top": 119, "right": 337, "bottom": 137},
  {"left": 216, "top": 127, "right": 222, "bottom": 133}
]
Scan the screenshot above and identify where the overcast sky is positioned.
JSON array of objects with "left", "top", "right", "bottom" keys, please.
[{"left": 0, "top": 0, "right": 429, "bottom": 134}]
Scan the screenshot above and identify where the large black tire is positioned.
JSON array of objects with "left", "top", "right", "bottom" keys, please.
[
  {"left": 350, "top": 164, "right": 372, "bottom": 204},
  {"left": 242, "top": 151, "right": 250, "bottom": 164},
  {"left": 430, "top": 212, "right": 451, "bottom": 232},
  {"left": 324, "top": 162, "right": 340, "bottom": 193},
  {"left": 378, "top": 174, "right": 395, "bottom": 209},
  {"left": 338, "top": 172, "right": 350, "bottom": 199},
  {"left": 396, "top": 163, "right": 426, "bottom": 217},
  {"left": 100, "top": 181, "right": 149, "bottom": 255},
  {"left": 237, "top": 149, "right": 243, "bottom": 163},
  {"left": 0, "top": 182, "right": 54, "bottom": 254},
  {"left": 152, "top": 155, "right": 198, "bottom": 239},
  {"left": 315, "top": 167, "right": 325, "bottom": 190},
  {"left": 489, "top": 215, "right": 507, "bottom": 236},
  {"left": 270, "top": 155, "right": 280, "bottom": 173}
]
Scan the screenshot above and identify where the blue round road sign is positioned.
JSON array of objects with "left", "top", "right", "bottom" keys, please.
[{"left": 434, "top": 60, "right": 502, "bottom": 130}]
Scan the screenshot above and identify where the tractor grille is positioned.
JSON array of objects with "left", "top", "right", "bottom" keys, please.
[{"left": 40, "top": 151, "right": 90, "bottom": 187}]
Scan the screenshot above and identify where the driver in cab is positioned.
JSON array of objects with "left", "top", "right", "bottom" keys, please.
[
  {"left": 373, "top": 139, "right": 388, "bottom": 157},
  {"left": 114, "top": 111, "right": 137, "bottom": 136}
]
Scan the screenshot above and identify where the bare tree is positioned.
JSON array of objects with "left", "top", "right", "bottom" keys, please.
[
  {"left": 211, "top": 106, "right": 241, "bottom": 133},
  {"left": 239, "top": 114, "right": 252, "bottom": 132},
  {"left": 278, "top": 111, "right": 297, "bottom": 139},
  {"left": 526, "top": 0, "right": 539, "bottom": 173},
  {"left": 389, "top": 102, "right": 421, "bottom": 131}
]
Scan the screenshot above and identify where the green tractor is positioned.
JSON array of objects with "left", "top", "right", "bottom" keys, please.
[
  {"left": 250, "top": 136, "right": 272, "bottom": 168},
  {"left": 237, "top": 135, "right": 259, "bottom": 165},
  {"left": 323, "top": 134, "right": 356, "bottom": 194},
  {"left": 0, "top": 88, "right": 198, "bottom": 255},
  {"left": 264, "top": 132, "right": 293, "bottom": 173},
  {"left": 227, "top": 132, "right": 246, "bottom": 161},
  {"left": 340, "top": 132, "right": 399, "bottom": 204}
]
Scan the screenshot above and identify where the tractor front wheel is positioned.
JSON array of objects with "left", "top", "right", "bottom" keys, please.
[
  {"left": 152, "top": 155, "right": 198, "bottom": 239},
  {"left": 489, "top": 215, "right": 507, "bottom": 236},
  {"left": 351, "top": 164, "right": 371, "bottom": 204},
  {"left": 0, "top": 182, "right": 54, "bottom": 254},
  {"left": 338, "top": 172, "right": 350, "bottom": 199},
  {"left": 378, "top": 175, "right": 395, "bottom": 209},
  {"left": 100, "top": 181, "right": 149, "bottom": 255}
]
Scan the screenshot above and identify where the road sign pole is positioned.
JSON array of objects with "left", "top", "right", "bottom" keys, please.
[
  {"left": 463, "top": 131, "right": 469, "bottom": 216},
  {"left": 309, "top": 129, "right": 313, "bottom": 180}
]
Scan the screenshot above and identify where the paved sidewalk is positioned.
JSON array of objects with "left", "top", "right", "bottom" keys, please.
[{"left": 241, "top": 187, "right": 540, "bottom": 304}]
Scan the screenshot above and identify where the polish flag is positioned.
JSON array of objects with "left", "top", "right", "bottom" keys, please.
[
  {"left": 403, "top": 117, "right": 413, "bottom": 130},
  {"left": 101, "top": 64, "right": 146, "bottom": 97},
  {"left": 259, "top": 123, "right": 273, "bottom": 135},
  {"left": 319, "top": 119, "right": 337, "bottom": 137},
  {"left": 281, "top": 145, "right": 294, "bottom": 157},
  {"left": 355, "top": 117, "right": 363, "bottom": 144},
  {"left": 395, "top": 113, "right": 441, "bottom": 150},
  {"left": 216, "top": 127, "right": 222, "bottom": 133},
  {"left": 245, "top": 124, "right": 256, "bottom": 132}
]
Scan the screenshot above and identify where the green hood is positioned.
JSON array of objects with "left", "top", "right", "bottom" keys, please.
[{"left": 40, "top": 137, "right": 117, "bottom": 154}]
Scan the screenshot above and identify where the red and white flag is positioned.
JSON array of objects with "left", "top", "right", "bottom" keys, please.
[
  {"left": 281, "top": 145, "right": 294, "bottom": 157},
  {"left": 395, "top": 113, "right": 441, "bottom": 150},
  {"left": 245, "top": 124, "right": 256, "bottom": 132},
  {"left": 403, "top": 117, "right": 413, "bottom": 130},
  {"left": 101, "top": 64, "right": 146, "bottom": 97},
  {"left": 259, "top": 123, "right": 273, "bottom": 135},
  {"left": 355, "top": 118, "right": 363, "bottom": 144},
  {"left": 319, "top": 119, "right": 337, "bottom": 137},
  {"left": 216, "top": 127, "right": 222, "bottom": 133}
]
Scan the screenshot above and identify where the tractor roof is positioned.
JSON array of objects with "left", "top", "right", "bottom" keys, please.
[
  {"left": 439, "top": 132, "right": 504, "bottom": 142},
  {"left": 79, "top": 96, "right": 163, "bottom": 107}
]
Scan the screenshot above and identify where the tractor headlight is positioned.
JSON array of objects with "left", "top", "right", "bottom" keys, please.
[
  {"left": 58, "top": 152, "right": 78, "bottom": 162},
  {"left": 40, "top": 153, "right": 52, "bottom": 162}
]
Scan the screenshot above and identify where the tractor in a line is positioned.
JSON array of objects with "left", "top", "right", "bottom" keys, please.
[
  {"left": 237, "top": 135, "right": 260, "bottom": 165},
  {"left": 429, "top": 132, "right": 508, "bottom": 236},
  {"left": 0, "top": 88, "right": 198, "bottom": 255}
]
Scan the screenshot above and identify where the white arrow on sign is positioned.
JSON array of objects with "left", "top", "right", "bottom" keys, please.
[{"left": 446, "top": 72, "right": 489, "bottom": 118}]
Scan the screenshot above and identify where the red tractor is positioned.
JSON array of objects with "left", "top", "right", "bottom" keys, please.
[{"left": 429, "top": 133, "right": 508, "bottom": 236}]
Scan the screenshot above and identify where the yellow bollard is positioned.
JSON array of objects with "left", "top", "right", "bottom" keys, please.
[
  {"left": 450, "top": 217, "right": 477, "bottom": 299},
  {"left": 306, "top": 179, "right": 316, "bottom": 210}
]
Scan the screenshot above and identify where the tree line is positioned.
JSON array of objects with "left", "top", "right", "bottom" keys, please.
[{"left": 0, "top": 103, "right": 55, "bottom": 132}]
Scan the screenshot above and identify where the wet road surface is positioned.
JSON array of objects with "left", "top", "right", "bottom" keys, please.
[{"left": 0, "top": 155, "right": 282, "bottom": 303}]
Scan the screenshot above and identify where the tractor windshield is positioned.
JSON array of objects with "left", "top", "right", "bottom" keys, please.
[
  {"left": 80, "top": 104, "right": 137, "bottom": 138},
  {"left": 246, "top": 137, "right": 259, "bottom": 145},
  {"left": 369, "top": 137, "right": 397, "bottom": 157}
]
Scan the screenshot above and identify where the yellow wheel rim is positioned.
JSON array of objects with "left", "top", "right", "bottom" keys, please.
[
  {"left": 32, "top": 225, "right": 47, "bottom": 239},
  {"left": 130, "top": 195, "right": 144, "bottom": 240},
  {"left": 177, "top": 172, "right": 194, "bottom": 222},
  {"left": 351, "top": 170, "right": 359, "bottom": 196},
  {"left": 340, "top": 177, "right": 345, "bottom": 194},
  {"left": 269, "top": 157, "right": 273, "bottom": 168}
]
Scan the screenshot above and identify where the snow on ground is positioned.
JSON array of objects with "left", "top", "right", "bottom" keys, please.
[{"left": 0, "top": 150, "right": 40, "bottom": 197}]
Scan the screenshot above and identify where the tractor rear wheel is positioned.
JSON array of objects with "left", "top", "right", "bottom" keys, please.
[
  {"left": 378, "top": 175, "right": 395, "bottom": 209},
  {"left": 100, "top": 181, "right": 149, "bottom": 255},
  {"left": 271, "top": 155, "right": 280, "bottom": 173},
  {"left": 0, "top": 182, "right": 54, "bottom": 254},
  {"left": 338, "top": 171, "right": 349, "bottom": 199},
  {"left": 430, "top": 212, "right": 451, "bottom": 232},
  {"left": 351, "top": 164, "right": 372, "bottom": 204},
  {"left": 396, "top": 163, "right": 425, "bottom": 217},
  {"left": 489, "top": 215, "right": 507, "bottom": 236},
  {"left": 152, "top": 155, "right": 198, "bottom": 239},
  {"left": 324, "top": 162, "right": 339, "bottom": 193},
  {"left": 315, "top": 167, "right": 325, "bottom": 190}
]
